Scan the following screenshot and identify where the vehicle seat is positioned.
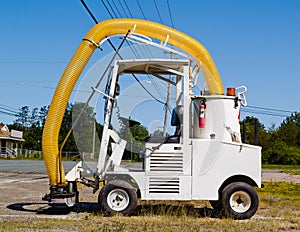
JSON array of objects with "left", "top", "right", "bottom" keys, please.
[{"left": 143, "top": 105, "right": 183, "bottom": 144}]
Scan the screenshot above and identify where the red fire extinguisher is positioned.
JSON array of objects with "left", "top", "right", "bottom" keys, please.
[{"left": 199, "top": 104, "right": 205, "bottom": 128}]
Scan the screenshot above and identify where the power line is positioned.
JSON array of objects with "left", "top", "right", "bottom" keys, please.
[
  {"left": 0, "top": 104, "right": 19, "bottom": 111},
  {"left": 125, "top": 1, "right": 163, "bottom": 99},
  {"left": 153, "top": 0, "right": 163, "bottom": 24},
  {"left": 0, "top": 61, "right": 68, "bottom": 64},
  {"left": 117, "top": 0, "right": 129, "bottom": 18},
  {"left": 136, "top": 0, "right": 146, "bottom": 19},
  {"left": 80, "top": 0, "right": 98, "bottom": 24},
  {"left": 80, "top": 0, "right": 165, "bottom": 106},
  {"left": 241, "top": 109, "right": 290, "bottom": 118},
  {"left": 100, "top": 0, "right": 114, "bottom": 18},
  {"left": 147, "top": 75, "right": 168, "bottom": 103},
  {"left": 106, "top": 0, "right": 118, "bottom": 18},
  {"left": 247, "top": 105, "right": 295, "bottom": 114},
  {"left": 130, "top": 74, "right": 166, "bottom": 105},
  {"left": 0, "top": 81, "right": 90, "bottom": 94},
  {"left": 0, "top": 110, "right": 16, "bottom": 117},
  {"left": 167, "top": 0, "right": 174, "bottom": 28},
  {"left": 0, "top": 106, "right": 18, "bottom": 114},
  {"left": 123, "top": 0, "right": 153, "bottom": 57},
  {"left": 127, "top": 41, "right": 141, "bottom": 58},
  {"left": 122, "top": 0, "right": 164, "bottom": 99},
  {"left": 100, "top": 2, "right": 150, "bottom": 61},
  {"left": 123, "top": 0, "right": 133, "bottom": 18},
  {"left": 81, "top": 1, "right": 295, "bottom": 118},
  {"left": 113, "top": 0, "right": 166, "bottom": 103},
  {"left": 111, "top": 0, "right": 122, "bottom": 17},
  {"left": 102, "top": 1, "right": 143, "bottom": 60}
]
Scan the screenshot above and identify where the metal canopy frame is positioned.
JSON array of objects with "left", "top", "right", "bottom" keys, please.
[{"left": 96, "top": 58, "right": 191, "bottom": 177}]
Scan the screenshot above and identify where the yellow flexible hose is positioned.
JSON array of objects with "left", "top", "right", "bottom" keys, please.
[{"left": 42, "top": 18, "right": 224, "bottom": 187}]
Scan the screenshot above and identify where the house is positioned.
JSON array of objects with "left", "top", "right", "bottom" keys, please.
[{"left": 0, "top": 124, "right": 25, "bottom": 158}]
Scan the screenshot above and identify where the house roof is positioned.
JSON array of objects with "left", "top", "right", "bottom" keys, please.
[{"left": 0, "top": 124, "right": 25, "bottom": 142}]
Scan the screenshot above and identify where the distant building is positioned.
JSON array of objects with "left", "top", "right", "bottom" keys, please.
[{"left": 0, "top": 124, "right": 25, "bottom": 158}]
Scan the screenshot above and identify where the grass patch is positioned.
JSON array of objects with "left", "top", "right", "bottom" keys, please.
[
  {"left": 262, "top": 164, "right": 300, "bottom": 175},
  {"left": 1, "top": 182, "right": 299, "bottom": 231},
  {"left": 262, "top": 164, "right": 300, "bottom": 170},
  {"left": 287, "top": 170, "right": 300, "bottom": 175}
]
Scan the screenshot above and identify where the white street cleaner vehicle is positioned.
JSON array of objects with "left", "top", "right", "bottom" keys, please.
[{"left": 42, "top": 19, "right": 262, "bottom": 220}]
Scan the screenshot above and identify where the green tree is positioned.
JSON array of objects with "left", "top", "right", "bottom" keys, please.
[
  {"left": 152, "top": 129, "right": 163, "bottom": 137},
  {"left": 241, "top": 116, "right": 275, "bottom": 164},
  {"left": 10, "top": 106, "right": 42, "bottom": 150},
  {"left": 38, "top": 106, "right": 49, "bottom": 126},
  {"left": 258, "top": 113, "right": 300, "bottom": 165},
  {"left": 58, "top": 103, "right": 77, "bottom": 152},
  {"left": 130, "top": 124, "right": 149, "bottom": 141},
  {"left": 264, "top": 140, "right": 300, "bottom": 165},
  {"left": 72, "top": 102, "right": 97, "bottom": 153},
  {"left": 120, "top": 122, "right": 149, "bottom": 160},
  {"left": 241, "top": 116, "right": 267, "bottom": 146},
  {"left": 14, "top": 106, "right": 30, "bottom": 127},
  {"left": 276, "top": 113, "right": 300, "bottom": 147},
  {"left": 264, "top": 113, "right": 300, "bottom": 165},
  {"left": 9, "top": 103, "right": 103, "bottom": 155},
  {"left": 30, "top": 107, "right": 40, "bottom": 127}
]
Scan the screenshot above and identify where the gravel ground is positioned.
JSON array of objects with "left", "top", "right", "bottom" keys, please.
[
  {"left": 0, "top": 168, "right": 299, "bottom": 222},
  {"left": 0, "top": 172, "right": 96, "bottom": 222},
  {"left": 262, "top": 170, "right": 300, "bottom": 183}
]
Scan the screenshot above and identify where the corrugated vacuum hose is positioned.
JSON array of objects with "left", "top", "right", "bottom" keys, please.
[{"left": 42, "top": 18, "right": 224, "bottom": 188}]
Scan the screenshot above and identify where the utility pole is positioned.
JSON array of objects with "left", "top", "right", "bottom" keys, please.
[
  {"left": 254, "top": 119, "right": 258, "bottom": 145},
  {"left": 163, "top": 51, "right": 173, "bottom": 136},
  {"left": 242, "top": 121, "right": 246, "bottom": 143},
  {"left": 92, "top": 119, "right": 96, "bottom": 159},
  {"left": 163, "top": 75, "right": 171, "bottom": 136}
]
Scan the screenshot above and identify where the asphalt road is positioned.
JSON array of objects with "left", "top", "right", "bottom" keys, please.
[
  {"left": 0, "top": 160, "right": 81, "bottom": 174},
  {"left": 0, "top": 159, "right": 291, "bottom": 175},
  {"left": 0, "top": 160, "right": 141, "bottom": 174},
  {"left": 0, "top": 159, "right": 299, "bottom": 183}
]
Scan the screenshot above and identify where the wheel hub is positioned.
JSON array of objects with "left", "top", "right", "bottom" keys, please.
[
  {"left": 107, "top": 188, "right": 129, "bottom": 211},
  {"left": 229, "top": 191, "right": 251, "bottom": 213}
]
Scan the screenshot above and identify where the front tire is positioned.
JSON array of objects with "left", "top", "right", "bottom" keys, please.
[
  {"left": 222, "top": 182, "right": 259, "bottom": 220},
  {"left": 99, "top": 182, "right": 137, "bottom": 216}
]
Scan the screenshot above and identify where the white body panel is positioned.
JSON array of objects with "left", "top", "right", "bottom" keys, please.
[
  {"left": 65, "top": 161, "right": 83, "bottom": 181},
  {"left": 142, "top": 143, "right": 192, "bottom": 200},
  {"left": 91, "top": 59, "right": 261, "bottom": 203},
  {"left": 193, "top": 97, "right": 241, "bottom": 142},
  {"left": 191, "top": 139, "right": 261, "bottom": 200},
  {"left": 126, "top": 138, "right": 261, "bottom": 201}
]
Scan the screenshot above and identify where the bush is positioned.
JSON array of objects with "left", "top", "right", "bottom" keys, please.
[
  {"left": 29, "top": 151, "right": 42, "bottom": 159},
  {"left": 263, "top": 140, "right": 300, "bottom": 165}
]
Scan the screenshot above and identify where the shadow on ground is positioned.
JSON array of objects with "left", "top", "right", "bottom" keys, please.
[
  {"left": 133, "top": 203, "right": 222, "bottom": 218},
  {"left": 7, "top": 202, "right": 76, "bottom": 215},
  {"left": 7, "top": 202, "right": 222, "bottom": 218}
]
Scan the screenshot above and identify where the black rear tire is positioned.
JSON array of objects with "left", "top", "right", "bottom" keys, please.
[
  {"left": 99, "top": 181, "right": 137, "bottom": 216},
  {"left": 221, "top": 182, "right": 259, "bottom": 220}
]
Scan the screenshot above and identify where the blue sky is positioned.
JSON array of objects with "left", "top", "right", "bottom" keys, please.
[{"left": 0, "top": 0, "right": 300, "bottom": 128}]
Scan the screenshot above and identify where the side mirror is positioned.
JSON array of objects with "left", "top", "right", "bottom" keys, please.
[{"left": 115, "top": 83, "right": 120, "bottom": 96}]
